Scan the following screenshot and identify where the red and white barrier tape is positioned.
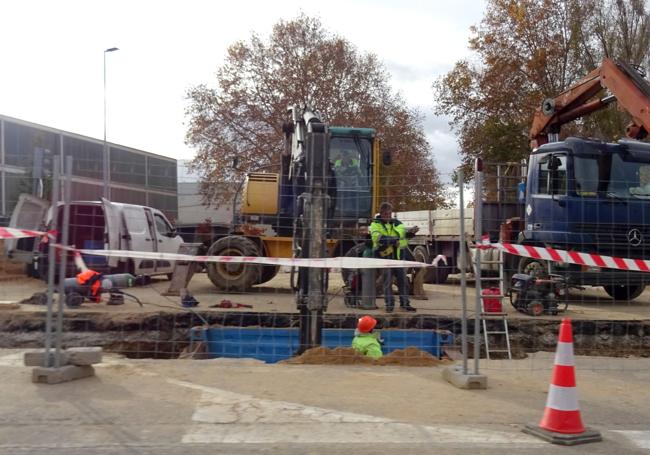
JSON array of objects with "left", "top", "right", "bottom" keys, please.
[
  {"left": 0, "top": 227, "right": 47, "bottom": 240},
  {"left": 66, "top": 247, "right": 429, "bottom": 269},
  {"left": 476, "top": 234, "right": 650, "bottom": 273},
  {"left": 1, "top": 228, "right": 434, "bottom": 269}
]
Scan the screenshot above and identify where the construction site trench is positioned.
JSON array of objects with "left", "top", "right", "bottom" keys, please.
[
  {"left": 2, "top": 273, "right": 650, "bottom": 361},
  {"left": 1, "top": 309, "right": 649, "bottom": 360}
]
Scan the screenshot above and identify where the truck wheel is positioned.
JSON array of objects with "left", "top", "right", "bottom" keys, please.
[
  {"left": 257, "top": 265, "right": 280, "bottom": 285},
  {"left": 205, "top": 236, "right": 261, "bottom": 292},
  {"left": 603, "top": 284, "right": 645, "bottom": 301},
  {"left": 518, "top": 257, "right": 548, "bottom": 278}
]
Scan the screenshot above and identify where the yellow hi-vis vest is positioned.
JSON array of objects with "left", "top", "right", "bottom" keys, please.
[{"left": 370, "top": 218, "right": 407, "bottom": 259}]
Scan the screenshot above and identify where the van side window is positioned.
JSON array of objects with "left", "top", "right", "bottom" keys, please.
[
  {"left": 154, "top": 214, "right": 172, "bottom": 236},
  {"left": 537, "top": 154, "right": 567, "bottom": 195}
]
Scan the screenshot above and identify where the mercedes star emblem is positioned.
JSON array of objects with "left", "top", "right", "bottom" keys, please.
[{"left": 628, "top": 228, "right": 643, "bottom": 246}]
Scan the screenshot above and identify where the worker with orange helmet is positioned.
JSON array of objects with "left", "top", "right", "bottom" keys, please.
[{"left": 351, "top": 315, "right": 383, "bottom": 359}]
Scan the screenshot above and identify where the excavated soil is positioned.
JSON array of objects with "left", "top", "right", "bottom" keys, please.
[{"left": 283, "top": 346, "right": 450, "bottom": 366}]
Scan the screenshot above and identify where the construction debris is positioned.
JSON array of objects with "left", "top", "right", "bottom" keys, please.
[{"left": 282, "top": 346, "right": 449, "bottom": 366}]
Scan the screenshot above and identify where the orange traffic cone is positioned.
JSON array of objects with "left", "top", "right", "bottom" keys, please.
[{"left": 523, "top": 319, "right": 602, "bottom": 445}]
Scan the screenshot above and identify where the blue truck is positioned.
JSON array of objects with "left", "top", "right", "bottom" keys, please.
[
  {"left": 402, "top": 59, "right": 650, "bottom": 302},
  {"left": 519, "top": 137, "right": 650, "bottom": 300}
]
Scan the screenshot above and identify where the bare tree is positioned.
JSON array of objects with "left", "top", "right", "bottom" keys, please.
[{"left": 186, "top": 14, "right": 447, "bottom": 211}]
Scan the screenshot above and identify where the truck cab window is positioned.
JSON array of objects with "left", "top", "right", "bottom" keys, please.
[
  {"left": 537, "top": 154, "right": 567, "bottom": 195},
  {"left": 329, "top": 136, "right": 372, "bottom": 218}
]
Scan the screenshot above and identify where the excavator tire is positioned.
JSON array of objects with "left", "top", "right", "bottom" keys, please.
[
  {"left": 257, "top": 265, "right": 280, "bottom": 285},
  {"left": 206, "top": 236, "right": 262, "bottom": 292}
]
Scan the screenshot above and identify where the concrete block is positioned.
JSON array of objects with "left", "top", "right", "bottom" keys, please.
[
  {"left": 523, "top": 424, "right": 602, "bottom": 445},
  {"left": 442, "top": 365, "right": 488, "bottom": 389},
  {"left": 24, "top": 350, "right": 69, "bottom": 367},
  {"left": 66, "top": 347, "right": 103, "bottom": 365},
  {"left": 32, "top": 365, "right": 95, "bottom": 384}
]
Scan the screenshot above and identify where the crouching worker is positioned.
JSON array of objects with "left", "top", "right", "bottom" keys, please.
[
  {"left": 76, "top": 269, "right": 103, "bottom": 302},
  {"left": 352, "top": 315, "right": 383, "bottom": 359}
]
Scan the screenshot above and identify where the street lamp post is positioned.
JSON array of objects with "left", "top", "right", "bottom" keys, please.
[{"left": 103, "top": 47, "right": 119, "bottom": 200}]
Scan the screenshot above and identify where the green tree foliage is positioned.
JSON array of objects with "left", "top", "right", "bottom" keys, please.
[
  {"left": 434, "top": 0, "right": 650, "bottom": 175},
  {"left": 186, "top": 14, "right": 447, "bottom": 211}
]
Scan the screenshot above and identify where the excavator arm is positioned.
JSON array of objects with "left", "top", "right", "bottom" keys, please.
[{"left": 530, "top": 58, "right": 650, "bottom": 148}]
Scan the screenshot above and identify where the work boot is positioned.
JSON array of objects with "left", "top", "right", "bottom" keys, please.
[
  {"left": 385, "top": 305, "right": 394, "bottom": 313},
  {"left": 400, "top": 304, "right": 417, "bottom": 312}
]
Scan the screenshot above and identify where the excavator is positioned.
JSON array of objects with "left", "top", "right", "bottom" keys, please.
[
  {"left": 204, "top": 105, "right": 390, "bottom": 293},
  {"left": 516, "top": 58, "right": 650, "bottom": 301}
]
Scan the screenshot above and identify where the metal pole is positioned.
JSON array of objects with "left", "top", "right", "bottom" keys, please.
[
  {"left": 473, "top": 163, "right": 483, "bottom": 375},
  {"left": 44, "top": 160, "right": 60, "bottom": 367},
  {"left": 103, "top": 50, "right": 108, "bottom": 199},
  {"left": 459, "top": 170, "right": 468, "bottom": 375},
  {"left": 54, "top": 156, "right": 72, "bottom": 367},
  {"left": 1, "top": 119, "right": 5, "bottom": 216},
  {"left": 459, "top": 170, "right": 469, "bottom": 374},
  {"left": 103, "top": 47, "right": 118, "bottom": 200}
]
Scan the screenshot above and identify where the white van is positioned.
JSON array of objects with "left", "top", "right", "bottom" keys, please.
[{"left": 5, "top": 194, "right": 183, "bottom": 278}]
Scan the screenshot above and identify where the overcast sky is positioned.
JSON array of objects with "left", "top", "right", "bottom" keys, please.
[{"left": 0, "top": 0, "right": 485, "bottom": 181}]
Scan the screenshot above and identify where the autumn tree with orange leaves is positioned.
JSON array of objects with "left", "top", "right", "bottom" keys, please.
[
  {"left": 435, "top": 0, "right": 650, "bottom": 175},
  {"left": 186, "top": 14, "right": 447, "bottom": 212}
]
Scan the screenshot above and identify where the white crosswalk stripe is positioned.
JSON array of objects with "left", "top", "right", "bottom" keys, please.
[{"left": 170, "top": 379, "right": 543, "bottom": 447}]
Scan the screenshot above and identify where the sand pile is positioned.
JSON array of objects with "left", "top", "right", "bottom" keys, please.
[{"left": 283, "top": 346, "right": 448, "bottom": 366}]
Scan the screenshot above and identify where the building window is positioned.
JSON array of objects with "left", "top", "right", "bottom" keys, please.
[
  {"left": 63, "top": 136, "right": 103, "bottom": 180},
  {"left": 4, "top": 122, "right": 60, "bottom": 170},
  {"left": 110, "top": 147, "right": 146, "bottom": 185},
  {"left": 148, "top": 157, "right": 177, "bottom": 191}
]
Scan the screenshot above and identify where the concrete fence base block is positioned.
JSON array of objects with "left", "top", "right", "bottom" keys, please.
[
  {"left": 523, "top": 423, "right": 602, "bottom": 445},
  {"left": 67, "top": 347, "right": 103, "bottom": 365},
  {"left": 24, "top": 350, "right": 69, "bottom": 367},
  {"left": 442, "top": 365, "right": 488, "bottom": 389},
  {"left": 32, "top": 365, "right": 95, "bottom": 384}
]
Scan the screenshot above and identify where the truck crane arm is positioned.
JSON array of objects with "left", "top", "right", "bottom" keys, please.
[{"left": 530, "top": 58, "right": 650, "bottom": 148}]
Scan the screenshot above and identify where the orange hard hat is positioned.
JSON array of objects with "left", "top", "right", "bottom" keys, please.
[{"left": 357, "top": 315, "right": 377, "bottom": 333}]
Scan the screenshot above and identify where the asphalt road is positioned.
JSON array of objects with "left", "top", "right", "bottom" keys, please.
[{"left": 1, "top": 350, "right": 649, "bottom": 454}]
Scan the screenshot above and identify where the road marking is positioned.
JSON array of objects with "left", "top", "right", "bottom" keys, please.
[
  {"left": 170, "top": 379, "right": 542, "bottom": 446},
  {"left": 612, "top": 430, "right": 650, "bottom": 449}
]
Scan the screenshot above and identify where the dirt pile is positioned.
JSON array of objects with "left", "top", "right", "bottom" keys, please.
[{"left": 283, "top": 346, "right": 448, "bottom": 366}]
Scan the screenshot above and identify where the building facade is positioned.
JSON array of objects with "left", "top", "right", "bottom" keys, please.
[{"left": 0, "top": 114, "right": 177, "bottom": 222}]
